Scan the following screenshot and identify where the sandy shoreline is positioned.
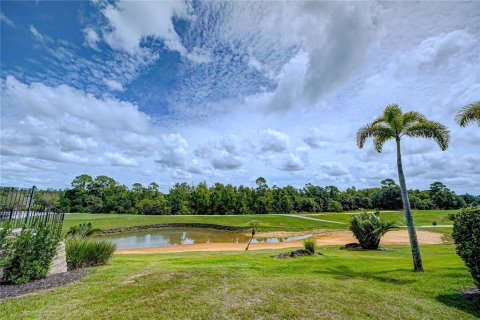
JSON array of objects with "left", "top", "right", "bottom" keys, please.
[{"left": 115, "top": 230, "right": 444, "bottom": 254}]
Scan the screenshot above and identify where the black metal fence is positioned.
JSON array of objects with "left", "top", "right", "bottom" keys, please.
[{"left": 0, "top": 186, "right": 64, "bottom": 229}]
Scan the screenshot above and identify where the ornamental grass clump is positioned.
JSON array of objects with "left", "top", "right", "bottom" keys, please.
[
  {"left": 350, "top": 212, "right": 399, "bottom": 249},
  {"left": 303, "top": 238, "right": 317, "bottom": 254},
  {"left": 66, "top": 238, "right": 116, "bottom": 270}
]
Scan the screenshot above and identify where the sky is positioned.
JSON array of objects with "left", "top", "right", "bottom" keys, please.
[{"left": 0, "top": 1, "right": 479, "bottom": 194}]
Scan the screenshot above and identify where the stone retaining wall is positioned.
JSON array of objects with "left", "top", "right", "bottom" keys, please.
[
  {"left": 48, "top": 242, "right": 67, "bottom": 276},
  {"left": 101, "top": 223, "right": 247, "bottom": 234}
]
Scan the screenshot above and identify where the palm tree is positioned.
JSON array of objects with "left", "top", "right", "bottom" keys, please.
[
  {"left": 245, "top": 220, "right": 258, "bottom": 251},
  {"left": 455, "top": 101, "right": 480, "bottom": 127},
  {"left": 357, "top": 104, "right": 450, "bottom": 271},
  {"left": 65, "top": 222, "right": 100, "bottom": 239},
  {"left": 350, "top": 211, "right": 399, "bottom": 249}
]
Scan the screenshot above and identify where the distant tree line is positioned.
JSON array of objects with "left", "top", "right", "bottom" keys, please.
[{"left": 31, "top": 174, "right": 480, "bottom": 215}]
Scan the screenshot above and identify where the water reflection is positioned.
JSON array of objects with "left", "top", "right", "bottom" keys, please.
[{"left": 104, "top": 228, "right": 312, "bottom": 249}]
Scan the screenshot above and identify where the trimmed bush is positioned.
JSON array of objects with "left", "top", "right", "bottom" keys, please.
[
  {"left": 452, "top": 206, "right": 480, "bottom": 289},
  {"left": 350, "top": 211, "right": 399, "bottom": 249},
  {"left": 66, "top": 238, "right": 116, "bottom": 270},
  {"left": 303, "top": 238, "right": 316, "bottom": 254},
  {"left": 1, "top": 224, "right": 62, "bottom": 284},
  {"left": 447, "top": 213, "right": 457, "bottom": 221}
]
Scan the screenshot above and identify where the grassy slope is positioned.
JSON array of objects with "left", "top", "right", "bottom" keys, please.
[
  {"left": 62, "top": 213, "right": 346, "bottom": 233},
  {"left": 304, "top": 210, "right": 457, "bottom": 228},
  {"left": 63, "top": 210, "right": 457, "bottom": 234},
  {"left": 1, "top": 245, "right": 477, "bottom": 319}
]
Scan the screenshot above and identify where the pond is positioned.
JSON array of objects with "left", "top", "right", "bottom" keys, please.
[{"left": 104, "top": 228, "right": 313, "bottom": 249}]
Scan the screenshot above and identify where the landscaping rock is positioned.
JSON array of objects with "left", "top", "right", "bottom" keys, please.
[
  {"left": 274, "top": 249, "right": 323, "bottom": 259},
  {"left": 340, "top": 243, "right": 363, "bottom": 250},
  {"left": 460, "top": 287, "right": 480, "bottom": 300}
]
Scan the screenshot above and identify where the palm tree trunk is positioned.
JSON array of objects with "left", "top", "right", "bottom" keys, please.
[{"left": 396, "top": 138, "right": 424, "bottom": 272}]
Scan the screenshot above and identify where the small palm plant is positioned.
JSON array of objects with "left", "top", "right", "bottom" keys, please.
[
  {"left": 350, "top": 212, "right": 399, "bottom": 249},
  {"left": 455, "top": 101, "right": 480, "bottom": 127},
  {"left": 357, "top": 104, "right": 449, "bottom": 271},
  {"left": 245, "top": 220, "right": 258, "bottom": 251},
  {"left": 65, "top": 222, "right": 100, "bottom": 239}
]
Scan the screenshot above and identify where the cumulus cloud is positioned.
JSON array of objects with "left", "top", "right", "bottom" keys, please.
[
  {"left": 155, "top": 134, "right": 188, "bottom": 168},
  {"left": 104, "top": 152, "right": 138, "bottom": 167},
  {"left": 100, "top": 1, "right": 191, "bottom": 55},
  {"left": 303, "top": 128, "right": 331, "bottom": 149},
  {"left": 84, "top": 27, "right": 100, "bottom": 50},
  {"left": 279, "top": 153, "right": 304, "bottom": 171},
  {"left": 260, "top": 129, "right": 290, "bottom": 153},
  {"left": 319, "top": 162, "right": 350, "bottom": 177},
  {"left": 0, "top": 76, "right": 155, "bottom": 166}
]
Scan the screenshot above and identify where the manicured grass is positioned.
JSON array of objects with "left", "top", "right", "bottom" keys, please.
[
  {"left": 304, "top": 210, "right": 457, "bottom": 227},
  {"left": 0, "top": 245, "right": 477, "bottom": 319},
  {"left": 63, "top": 213, "right": 346, "bottom": 233}
]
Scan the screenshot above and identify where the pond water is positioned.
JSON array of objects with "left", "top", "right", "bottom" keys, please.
[{"left": 104, "top": 228, "right": 313, "bottom": 249}]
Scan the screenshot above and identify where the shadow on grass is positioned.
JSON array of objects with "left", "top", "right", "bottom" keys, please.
[
  {"left": 436, "top": 293, "right": 480, "bottom": 317},
  {"left": 313, "top": 265, "right": 415, "bottom": 285}
]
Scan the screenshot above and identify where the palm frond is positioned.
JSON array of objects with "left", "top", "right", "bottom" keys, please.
[
  {"left": 401, "top": 111, "right": 427, "bottom": 128},
  {"left": 356, "top": 124, "right": 395, "bottom": 149},
  {"left": 383, "top": 104, "right": 402, "bottom": 132},
  {"left": 455, "top": 101, "right": 480, "bottom": 127},
  {"left": 403, "top": 120, "right": 450, "bottom": 150},
  {"left": 373, "top": 134, "right": 391, "bottom": 153}
]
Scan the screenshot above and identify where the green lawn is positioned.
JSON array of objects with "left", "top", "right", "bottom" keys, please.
[
  {"left": 304, "top": 210, "right": 457, "bottom": 228},
  {"left": 1, "top": 245, "right": 477, "bottom": 319},
  {"left": 63, "top": 210, "right": 457, "bottom": 235},
  {"left": 62, "top": 213, "right": 347, "bottom": 233}
]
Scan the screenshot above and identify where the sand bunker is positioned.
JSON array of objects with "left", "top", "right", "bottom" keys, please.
[{"left": 116, "top": 230, "right": 444, "bottom": 254}]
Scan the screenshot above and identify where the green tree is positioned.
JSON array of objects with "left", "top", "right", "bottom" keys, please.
[
  {"left": 455, "top": 101, "right": 480, "bottom": 127},
  {"left": 71, "top": 174, "right": 93, "bottom": 190},
  {"left": 357, "top": 104, "right": 450, "bottom": 271}
]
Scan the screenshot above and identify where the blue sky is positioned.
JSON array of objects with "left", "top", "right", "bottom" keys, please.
[{"left": 1, "top": 1, "right": 479, "bottom": 193}]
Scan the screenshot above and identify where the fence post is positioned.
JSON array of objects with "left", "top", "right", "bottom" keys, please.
[{"left": 25, "top": 186, "right": 36, "bottom": 225}]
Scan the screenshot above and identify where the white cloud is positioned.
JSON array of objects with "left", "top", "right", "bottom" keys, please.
[
  {"left": 103, "top": 79, "right": 124, "bottom": 91},
  {"left": 279, "top": 153, "right": 304, "bottom": 171},
  {"left": 155, "top": 134, "right": 188, "bottom": 168},
  {"left": 29, "top": 25, "right": 44, "bottom": 43},
  {"left": 319, "top": 162, "right": 350, "bottom": 177},
  {"left": 100, "top": 1, "right": 191, "bottom": 55},
  {"left": 260, "top": 129, "right": 290, "bottom": 153},
  {"left": 104, "top": 152, "right": 138, "bottom": 167},
  {"left": 84, "top": 27, "right": 100, "bottom": 50},
  {"left": 1, "top": 76, "right": 155, "bottom": 167},
  {"left": 0, "top": 12, "right": 15, "bottom": 28}
]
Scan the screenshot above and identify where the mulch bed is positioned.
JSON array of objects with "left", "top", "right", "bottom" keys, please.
[{"left": 0, "top": 268, "right": 87, "bottom": 300}]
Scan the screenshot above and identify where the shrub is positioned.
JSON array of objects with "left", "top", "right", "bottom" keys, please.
[
  {"left": 303, "top": 238, "right": 316, "bottom": 254},
  {"left": 2, "top": 224, "right": 62, "bottom": 284},
  {"left": 66, "top": 238, "right": 116, "bottom": 270},
  {"left": 350, "top": 211, "right": 399, "bottom": 249},
  {"left": 447, "top": 213, "right": 457, "bottom": 221},
  {"left": 452, "top": 206, "right": 480, "bottom": 289},
  {"left": 327, "top": 200, "right": 343, "bottom": 212},
  {"left": 432, "top": 220, "right": 437, "bottom": 226}
]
